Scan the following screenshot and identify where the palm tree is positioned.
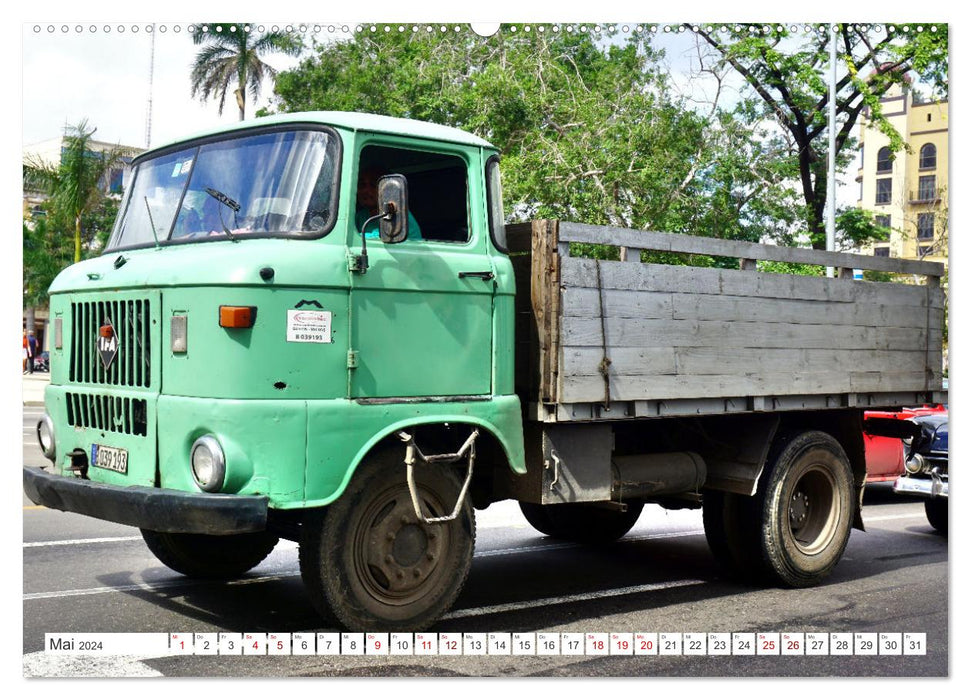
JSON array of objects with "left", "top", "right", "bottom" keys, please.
[
  {"left": 190, "top": 23, "right": 301, "bottom": 121},
  {"left": 23, "top": 120, "right": 129, "bottom": 263}
]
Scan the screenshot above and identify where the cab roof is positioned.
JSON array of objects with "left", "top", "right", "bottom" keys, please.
[{"left": 147, "top": 111, "right": 496, "bottom": 156}]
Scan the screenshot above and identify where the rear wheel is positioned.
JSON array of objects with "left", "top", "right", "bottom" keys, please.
[
  {"left": 140, "top": 530, "right": 279, "bottom": 578},
  {"left": 299, "top": 450, "right": 475, "bottom": 632},
  {"left": 925, "top": 498, "right": 948, "bottom": 535},
  {"left": 756, "top": 431, "right": 855, "bottom": 587},
  {"left": 520, "top": 501, "right": 644, "bottom": 543}
]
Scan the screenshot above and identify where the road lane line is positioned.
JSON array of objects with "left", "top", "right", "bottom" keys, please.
[
  {"left": 864, "top": 512, "right": 930, "bottom": 523},
  {"left": 443, "top": 579, "right": 708, "bottom": 620},
  {"left": 24, "top": 536, "right": 144, "bottom": 548},
  {"left": 23, "top": 571, "right": 302, "bottom": 601}
]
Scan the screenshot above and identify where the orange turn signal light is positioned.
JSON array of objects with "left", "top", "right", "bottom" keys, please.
[{"left": 219, "top": 305, "right": 257, "bottom": 329}]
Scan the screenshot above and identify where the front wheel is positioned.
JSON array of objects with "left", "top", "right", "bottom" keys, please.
[
  {"left": 140, "top": 530, "right": 279, "bottom": 578},
  {"left": 925, "top": 498, "right": 948, "bottom": 535},
  {"left": 299, "top": 450, "right": 475, "bottom": 632},
  {"left": 757, "top": 431, "right": 855, "bottom": 587}
]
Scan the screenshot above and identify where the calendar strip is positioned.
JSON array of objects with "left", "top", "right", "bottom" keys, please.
[{"left": 43, "top": 632, "right": 927, "bottom": 656}]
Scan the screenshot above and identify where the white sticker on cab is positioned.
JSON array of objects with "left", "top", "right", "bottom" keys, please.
[{"left": 287, "top": 309, "right": 332, "bottom": 344}]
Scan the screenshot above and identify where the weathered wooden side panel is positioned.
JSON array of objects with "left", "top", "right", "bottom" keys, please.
[{"left": 517, "top": 220, "right": 945, "bottom": 415}]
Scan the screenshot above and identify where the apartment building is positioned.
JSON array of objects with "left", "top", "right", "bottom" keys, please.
[{"left": 856, "top": 82, "right": 948, "bottom": 264}]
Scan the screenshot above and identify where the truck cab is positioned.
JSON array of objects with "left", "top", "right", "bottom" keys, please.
[{"left": 27, "top": 112, "right": 525, "bottom": 631}]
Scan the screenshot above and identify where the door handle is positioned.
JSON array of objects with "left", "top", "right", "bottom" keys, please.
[{"left": 458, "top": 271, "right": 495, "bottom": 281}]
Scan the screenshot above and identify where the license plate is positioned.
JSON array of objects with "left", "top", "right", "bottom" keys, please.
[{"left": 91, "top": 444, "right": 128, "bottom": 475}]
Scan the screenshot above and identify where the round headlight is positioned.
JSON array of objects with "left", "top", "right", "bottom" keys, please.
[
  {"left": 190, "top": 435, "right": 226, "bottom": 492},
  {"left": 36, "top": 414, "right": 56, "bottom": 461},
  {"left": 904, "top": 453, "right": 927, "bottom": 475}
]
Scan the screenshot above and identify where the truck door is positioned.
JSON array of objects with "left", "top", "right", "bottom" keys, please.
[{"left": 348, "top": 142, "right": 494, "bottom": 399}]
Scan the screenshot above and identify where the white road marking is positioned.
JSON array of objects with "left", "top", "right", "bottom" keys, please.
[
  {"left": 24, "top": 536, "right": 144, "bottom": 548},
  {"left": 23, "top": 571, "right": 302, "bottom": 601},
  {"left": 444, "top": 579, "right": 708, "bottom": 620},
  {"left": 864, "top": 512, "right": 929, "bottom": 523}
]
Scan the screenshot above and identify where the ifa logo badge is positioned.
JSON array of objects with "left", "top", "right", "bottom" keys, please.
[{"left": 97, "top": 317, "right": 118, "bottom": 369}]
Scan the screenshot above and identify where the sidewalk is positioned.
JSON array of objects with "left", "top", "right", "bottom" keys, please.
[{"left": 22, "top": 372, "right": 49, "bottom": 407}]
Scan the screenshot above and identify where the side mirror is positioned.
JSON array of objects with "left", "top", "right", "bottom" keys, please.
[{"left": 377, "top": 174, "right": 409, "bottom": 244}]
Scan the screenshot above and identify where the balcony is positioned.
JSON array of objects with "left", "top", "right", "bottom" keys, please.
[{"left": 909, "top": 188, "right": 945, "bottom": 205}]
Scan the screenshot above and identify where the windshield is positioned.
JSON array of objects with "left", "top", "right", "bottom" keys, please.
[{"left": 107, "top": 128, "right": 340, "bottom": 250}]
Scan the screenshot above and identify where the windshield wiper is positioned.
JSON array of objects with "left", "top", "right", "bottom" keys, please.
[
  {"left": 143, "top": 197, "right": 161, "bottom": 247},
  {"left": 205, "top": 187, "right": 241, "bottom": 240}
]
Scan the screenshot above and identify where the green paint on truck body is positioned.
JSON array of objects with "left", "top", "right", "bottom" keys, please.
[{"left": 44, "top": 112, "right": 525, "bottom": 510}]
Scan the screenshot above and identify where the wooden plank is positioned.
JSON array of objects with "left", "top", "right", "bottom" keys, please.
[
  {"left": 531, "top": 220, "right": 561, "bottom": 403},
  {"left": 559, "top": 317, "right": 941, "bottom": 352},
  {"left": 557, "top": 221, "right": 945, "bottom": 278},
  {"left": 560, "top": 288, "right": 943, "bottom": 330},
  {"left": 561, "top": 257, "right": 944, "bottom": 308},
  {"left": 558, "top": 370, "right": 939, "bottom": 405},
  {"left": 561, "top": 347, "right": 678, "bottom": 377},
  {"left": 561, "top": 288, "right": 674, "bottom": 320},
  {"left": 560, "top": 347, "right": 934, "bottom": 379},
  {"left": 670, "top": 294, "right": 942, "bottom": 330}
]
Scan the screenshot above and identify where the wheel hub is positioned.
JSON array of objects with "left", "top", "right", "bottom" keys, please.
[
  {"left": 789, "top": 490, "right": 810, "bottom": 528},
  {"left": 786, "top": 466, "right": 839, "bottom": 556},
  {"left": 361, "top": 493, "right": 446, "bottom": 600}
]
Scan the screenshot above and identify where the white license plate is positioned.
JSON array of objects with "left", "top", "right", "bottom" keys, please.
[{"left": 91, "top": 444, "right": 128, "bottom": 474}]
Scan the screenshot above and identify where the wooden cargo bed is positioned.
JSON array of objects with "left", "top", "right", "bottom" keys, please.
[{"left": 509, "top": 220, "right": 946, "bottom": 422}]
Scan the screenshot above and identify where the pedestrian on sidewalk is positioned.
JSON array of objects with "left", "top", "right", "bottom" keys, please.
[
  {"left": 23, "top": 329, "right": 30, "bottom": 373},
  {"left": 27, "top": 330, "right": 38, "bottom": 374}
]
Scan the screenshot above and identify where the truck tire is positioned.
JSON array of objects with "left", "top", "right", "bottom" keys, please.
[
  {"left": 299, "top": 451, "right": 475, "bottom": 632},
  {"left": 519, "top": 502, "right": 644, "bottom": 543},
  {"left": 140, "top": 529, "right": 279, "bottom": 578},
  {"left": 702, "top": 490, "right": 762, "bottom": 580},
  {"left": 755, "top": 431, "right": 854, "bottom": 587},
  {"left": 925, "top": 498, "right": 948, "bottom": 535}
]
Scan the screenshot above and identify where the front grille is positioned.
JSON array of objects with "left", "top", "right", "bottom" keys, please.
[
  {"left": 69, "top": 299, "right": 152, "bottom": 387},
  {"left": 66, "top": 392, "right": 148, "bottom": 436}
]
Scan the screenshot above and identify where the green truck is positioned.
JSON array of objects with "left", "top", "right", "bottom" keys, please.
[{"left": 24, "top": 112, "right": 946, "bottom": 632}]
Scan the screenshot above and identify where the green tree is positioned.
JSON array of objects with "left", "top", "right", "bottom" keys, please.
[
  {"left": 23, "top": 120, "right": 129, "bottom": 263},
  {"left": 190, "top": 23, "right": 301, "bottom": 120},
  {"left": 23, "top": 216, "right": 73, "bottom": 310},
  {"left": 689, "top": 23, "right": 948, "bottom": 249},
  {"left": 269, "top": 26, "right": 797, "bottom": 248}
]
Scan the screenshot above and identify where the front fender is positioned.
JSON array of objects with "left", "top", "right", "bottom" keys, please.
[{"left": 301, "top": 395, "right": 524, "bottom": 508}]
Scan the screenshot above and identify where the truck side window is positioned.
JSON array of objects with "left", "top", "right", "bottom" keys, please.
[{"left": 357, "top": 144, "right": 469, "bottom": 243}]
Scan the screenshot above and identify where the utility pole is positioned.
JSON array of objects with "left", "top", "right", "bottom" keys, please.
[
  {"left": 826, "top": 23, "right": 837, "bottom": 277},
  {"left": 145, "top": 25, "right": 156, "bottom": 149}
]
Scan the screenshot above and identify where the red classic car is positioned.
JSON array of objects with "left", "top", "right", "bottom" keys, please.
[{"left": 864, "top": 405, "right": 947, "bottom": 483}]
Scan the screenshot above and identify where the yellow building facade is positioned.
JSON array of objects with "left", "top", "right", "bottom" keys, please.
[
  {"left": 856, "top": 87, "right": 948, "bottom": 263},
  {"left": 856, "top": 84, "right": 948, "bottom": 264}
]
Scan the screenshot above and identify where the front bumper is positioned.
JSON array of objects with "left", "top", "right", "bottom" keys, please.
[
  {"left": 23, "top": 467, "right": 268, "bottom": 535},
  {"left": 893, "top": 473, "right": 949, "bottom": 499}
]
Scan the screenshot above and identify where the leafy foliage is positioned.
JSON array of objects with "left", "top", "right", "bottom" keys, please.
[
  {"left": 690, "top": 23, "right": 948, "bottom": 248},
  {"left": 268, "top": 26, "right": 802, "bottom": 251}
]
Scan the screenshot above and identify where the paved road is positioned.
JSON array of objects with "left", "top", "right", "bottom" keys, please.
[{"left": 22, "top": 406, "right": 949, "bottom": 678}]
